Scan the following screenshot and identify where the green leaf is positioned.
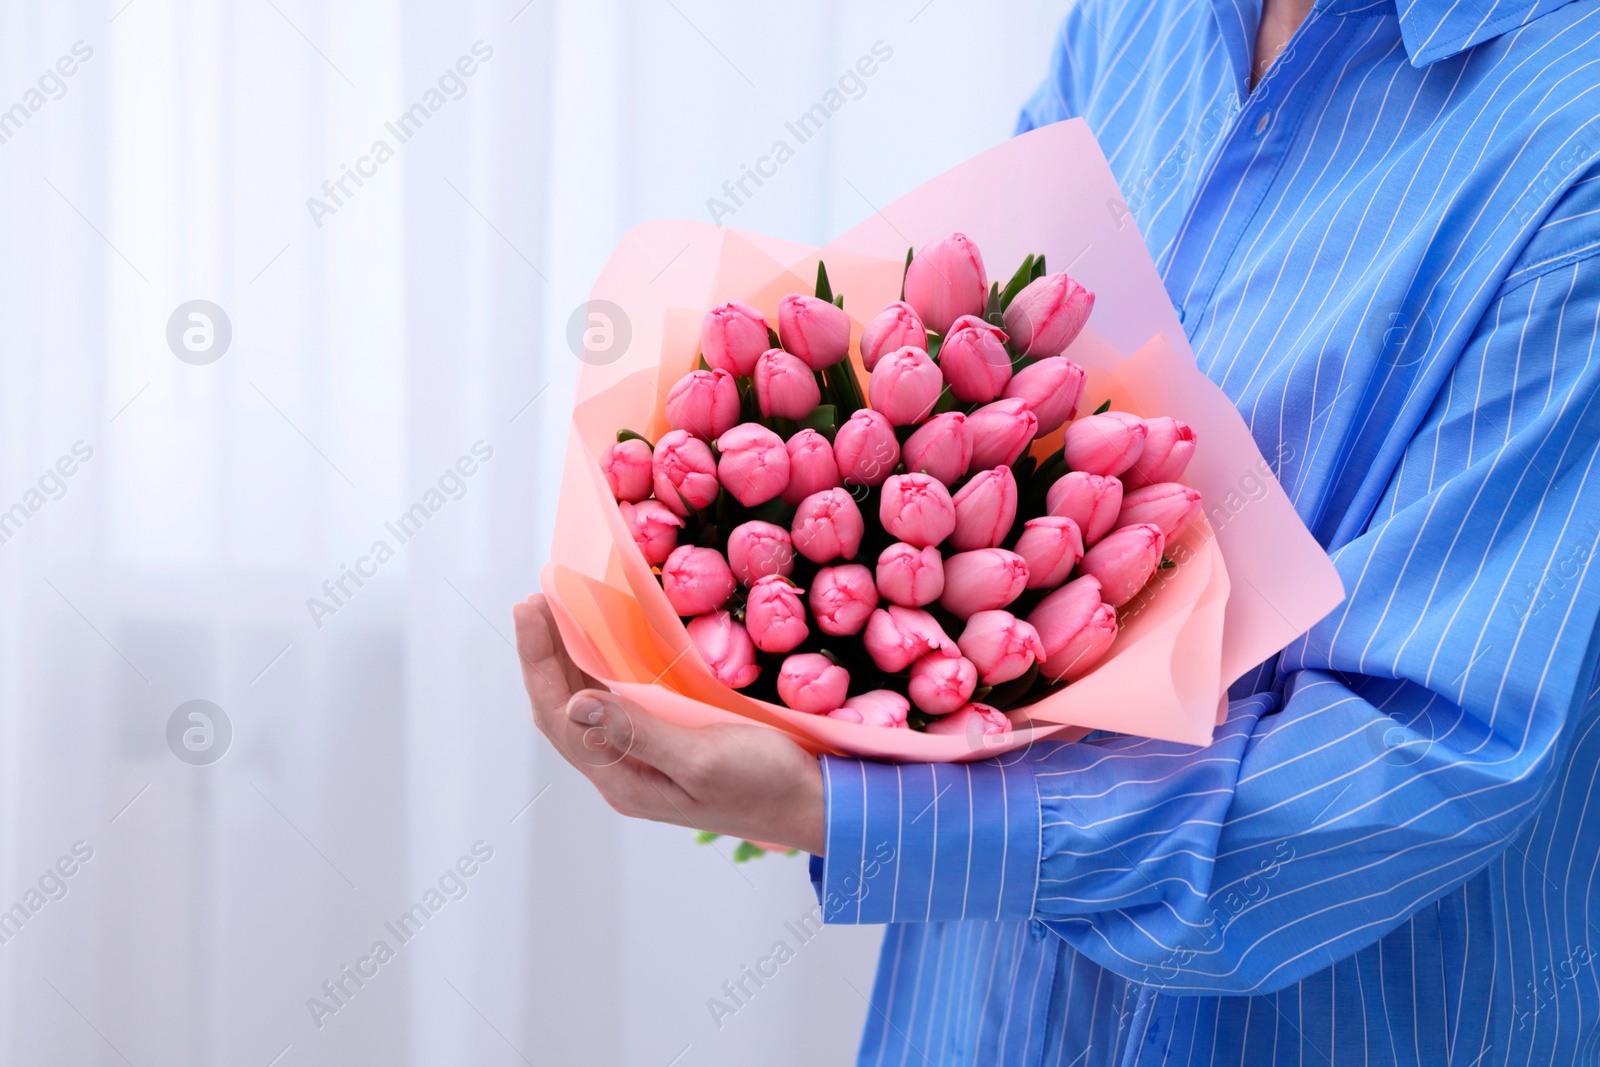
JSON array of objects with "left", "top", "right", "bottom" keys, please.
[
  {"left": 815, "top": 260, "right": 834, "bottom": 304},
  {"left": 695, "top": 830, "right": 721, "bottom": 845},
  {"left": 800, "top": 403, "right": 839, "bottom": 440},
  {"left": 984, "top": 281, "right": 1002, "bottom": 323},
  {"left": 823, "top": 358, "right": 866, "bottom": 417},
  {"left": 834, "top": 293, "right": 845, "bottom": 309},
  {"left": 926, "top": 332, "right": 944, "bottom": 361},
  {"left": 901, "top": 246, "right": 914, "bottom": 301},
  {"left": 1030, "top": 254, "right": 1047, "bottom": 281},
  {"left": 930, "top": 388, "right": 957, "bottom": 417},
  {"left": 747, "top": 497, "right": 796, "bottom": 526},
  {"left": 732, "top": 840, "right": 766, "bottom": 863},
  {"left": 1093, "top": 398, "right": 1111, "bottom": 415},
  {"left": 617, "top": 429, "right": 652, "bottom": 446},
  {"left": 999, "top": 254, "right": 1035, "bottom": 311},
  {"left": 697, "top": 352, "right": 711, "bottom": 372},
  {"left": 767, "top": 325, "right": 782, "bottom": 350},
  {"left": 985, "top": 662, "right": 1040, "bottom": 710},
  {"left": 1159, "top": 555, "right": 1176, "bottom": 570}
]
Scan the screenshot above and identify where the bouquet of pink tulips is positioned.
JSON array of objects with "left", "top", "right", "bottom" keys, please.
[{"left": 598, "top": 233, "right": 1202, "bottom": 740}]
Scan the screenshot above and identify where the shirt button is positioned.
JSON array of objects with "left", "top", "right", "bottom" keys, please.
[{"left": 1253, "top": 111, "right": 1272, "bottom": 138}]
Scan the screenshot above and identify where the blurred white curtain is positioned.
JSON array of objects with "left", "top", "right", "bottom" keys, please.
[{"left": 0, "top": 1, "right": 1063, "bottom": 1064}]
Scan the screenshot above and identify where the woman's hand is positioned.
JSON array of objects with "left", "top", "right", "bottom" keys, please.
[{"left": 513, "top": 594, "right": 826, "bottom": 855}]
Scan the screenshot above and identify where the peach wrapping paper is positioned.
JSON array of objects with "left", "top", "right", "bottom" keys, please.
[{"left": 541, "top": 119, "right": 1344, "bottom": 760}]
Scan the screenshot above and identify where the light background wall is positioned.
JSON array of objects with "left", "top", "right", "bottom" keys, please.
[{"left": 0, "top": 2, "right": 1066, "bottom": 1064}]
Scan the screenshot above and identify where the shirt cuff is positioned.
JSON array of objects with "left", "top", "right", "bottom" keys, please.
[{"left": 810, "top": 754, "right": 1042, "bottom": 925}]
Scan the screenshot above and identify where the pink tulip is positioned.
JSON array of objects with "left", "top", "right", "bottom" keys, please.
[
  {"left": 618, "top": 499, "right": 683, "bottom": 565},
  {"left": 1013, "top": 516, "right": 1084, "bottom": 589},
  {"left": 664, "top": 368, "right": 740, "bottom": 440},
  {"left": 868, "top": 346, "right": 942, "bottom": 426},
  {"left": 901, "top": 411, "right": 971, "bottom": 486},
  {"left": 1063, "top": 411, "right": 1147, "bottom": 478},
  {"left": 1002, "top": 273, "right": 1094, "bottom": 358},
  {"left": 1046, "top": 471, "right": 1123, "bottom": 544},
  {"left": 701, "top": 301, "right": 771, "bottom": 377},
  {"left": 1115, "top": 483, "right": 1203, "bottom": 540},
  {"left": 957, "top": 610, "right": 1047, "bottom": 685},
  {"left": 778, "top": 294, "right": 852, "bottom": 370},
  {"left": 781, "top": 429, "right": 843, "bottom": 505},
  {"left": 601, "top": 438, "right": 653, "bottom": 502},
  {"left": 754, "top": 349, "right": 821, "bottom": 420},
  {"left": 909, "top": 650, "right": 978, "bottom": 716},
  {"left": 777, "top": 653, "right": 850, "bottom": 714},
  {"left": 726, "top": 520, "right": 795, "bottom": 586},
  {"left": 652, "top": 430, "right": 719, "bottom": 516},
  {"left": 661, "top": 545, "right": 736, "bottom": 616},
  {"left": 1029, "top": 576, "right": 1117, "bottom": 682},
  {"left": 862, "top": 605, "right": 953, "bottom": 673},
  {"left": 744, "top": 575, "right": 809, "bottom": 653},
  {"left": 828, "top": 690, "right": 910, "bottom": 728},
  {"left": 1122, "top": 417, "right": 1196, "bottom": 489},
  {"left": 686, "top": 611, "right": 760, "bottom": 688},
  {"left": 859, "top": 301, "right": 927, "bottom": 371},
  {"left": 924, "top": 702, "right": 1012, "bottom": 739},
  {"left": 1079, "top": 523, "right": 1165, "bottom": 607},
  {"left": 880, "top": 473, "right": 957, "bottom": 548},
  {"left": 967, "top": 398, "right": 1038, "bottom": 469},
  {"left": 1003, "top": 357, "right": 1086, "bottom": 434},
  {"left": 903, "top": 233, "right": 987, "bottom": 335},
  {"left": 809, "top": 564, "right": 879, "bottom": 636},
  {"left": 715, "top": 423, "right": 789, "bottom": 506},
  {"left": 875, "top": 543, "right": 944, "bottom": 607},
  {"left": 939, "top": 549, "right": 1029, "bottom": 619},
  {"left": 938, "top": 315, "right": 1013, "bottom": 403},
  {"left": 949, "top": 466, "right": 1018, "bottom": 551},
  {"left": 833, "top": 408, "right": 900, "bottom": 487},
  {"left": 791, "top": 488, "right": 864, "bottom": 563}
]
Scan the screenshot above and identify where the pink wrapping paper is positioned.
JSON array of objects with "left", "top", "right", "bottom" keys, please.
[{"left": 541, "top": 118, "right": 1344, "bottom": 759}]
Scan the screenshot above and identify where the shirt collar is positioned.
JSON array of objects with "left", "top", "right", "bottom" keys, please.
[{"left": 1381, "top": 0, "right": 1580, "bottom": 67}]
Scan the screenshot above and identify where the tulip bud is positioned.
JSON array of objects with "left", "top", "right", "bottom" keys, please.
[
  {"left": 967, "top": 397, "right": 1038, "bottom": 469},
  {"left": 924, "top": 702, "right": 1012, "bottom": 739},
  {"left": 880, "top": 473, "right": 957, "bottom": 548},
  {"left": 652, "top": 429, "right": 719, "bottom": 516},
  {"left": 1013, "top": 516, "right": 1084, "bottom": 590},
  {"left": 949, "top": 466, "right": 1018, "bottom": 551},
  {"left": 753, "top": 349, "right": 822, "bottom": 420},
  {"left": 601, "top": 438, "right": 653, "bottom": 502},
  {"left": 903, "top": 233, "right": 987, "bottom": 335},
  {"left": 1028, "top": 576, "right": 1117, "bottom": 682},
  {"left": 1063, "top": 411, "right": 1147, "bottom": 478},
  {"left": 833, "top": 408, "right": 900, "bottom": 487},
  {"left": 1115, "top": 483, "right": 1202, "bottom": 540},
  {"left": 1046, "top": 471, "right": 1123, "bottom": 544},
  {"left": 859, "top": 301, "right": 927, "bottom": 371},
  {"left": 937, "top": 315, "right": 1013, "bottom": 403},
  {"left": 686, "top": 610, "right": 761, "bottom": 688},
  {"left": 618, "top": 499, "right": 683, "bottom": 565},
  {"left": 778, "top": 294, "right": 852, "bottom": 370},
  {"left": 862, "top": 605, "right": 953, "bottom": 673},
  {"left": 791, "top": 488, "right": 864, "bottom": 563},
  {"left": 909, "top": 650, "right": 978, "bottom": 716},
  {"left": 701, "top": 301, "right": 771, "bottom": 377},
  {"left": 1079, "top": 523, "right": 1164, "bottom": 607},
  {"left": 875, "top": 542, "right": 945, "bottom": 607},
  {"left": 726, "top": 520, "right": 795, "bottom": 586},
  {"left": 744, "top": 575, "right": 809, "bottom": 653},
  {"left": 957, "top": 610, "right": 1047, "bottom": 685},
  {"left": 715, "top": 422, "right": 790, "bottom": 506},
  {"left": 901, "top": 411, "right": 971, "bottom": 486},
  {"left": 661, "top": 545, "right": 737, "bottom": 616},
  {"left": 665, "top": 368, "right": 740, "bottom": 440},
  {"left": 828, "top": 690, "right": 910, "bottom": 728},
  {"left": 1002, "top": 273, "right": 1093, "bottom": 358},
  {"left": 809, "top": 564, "right": 879, "bottom": 636},
  {"left": 781, "top": 428, "right": 843, "bottom": 505},
  {"left": 1002, "top": 356, "right": 1086, "bottom": 434},
  {"left": 777, "top": 653, "right": 850, "bottom": 714},
  {"left": 868, "top": 346, "right": 943, "bottom": 426},
  {"left": 939, "top": 549, "right": 1029, "bottom": 619},
  {"left": 1122, "top": 416, "right": 1196, "bottom": 489}
]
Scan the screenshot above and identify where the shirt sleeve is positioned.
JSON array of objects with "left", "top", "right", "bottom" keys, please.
[
  {"left": 811, "top": 250, "right": 1600, "bottom": 995},
  {"left": 1015, "top": 9, "right": 1089, "bottom": 135}
]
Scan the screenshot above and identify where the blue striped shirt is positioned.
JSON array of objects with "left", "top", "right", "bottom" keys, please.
[{"left": 810, "top": 1, "right": 1600, "bottom": 1063}]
